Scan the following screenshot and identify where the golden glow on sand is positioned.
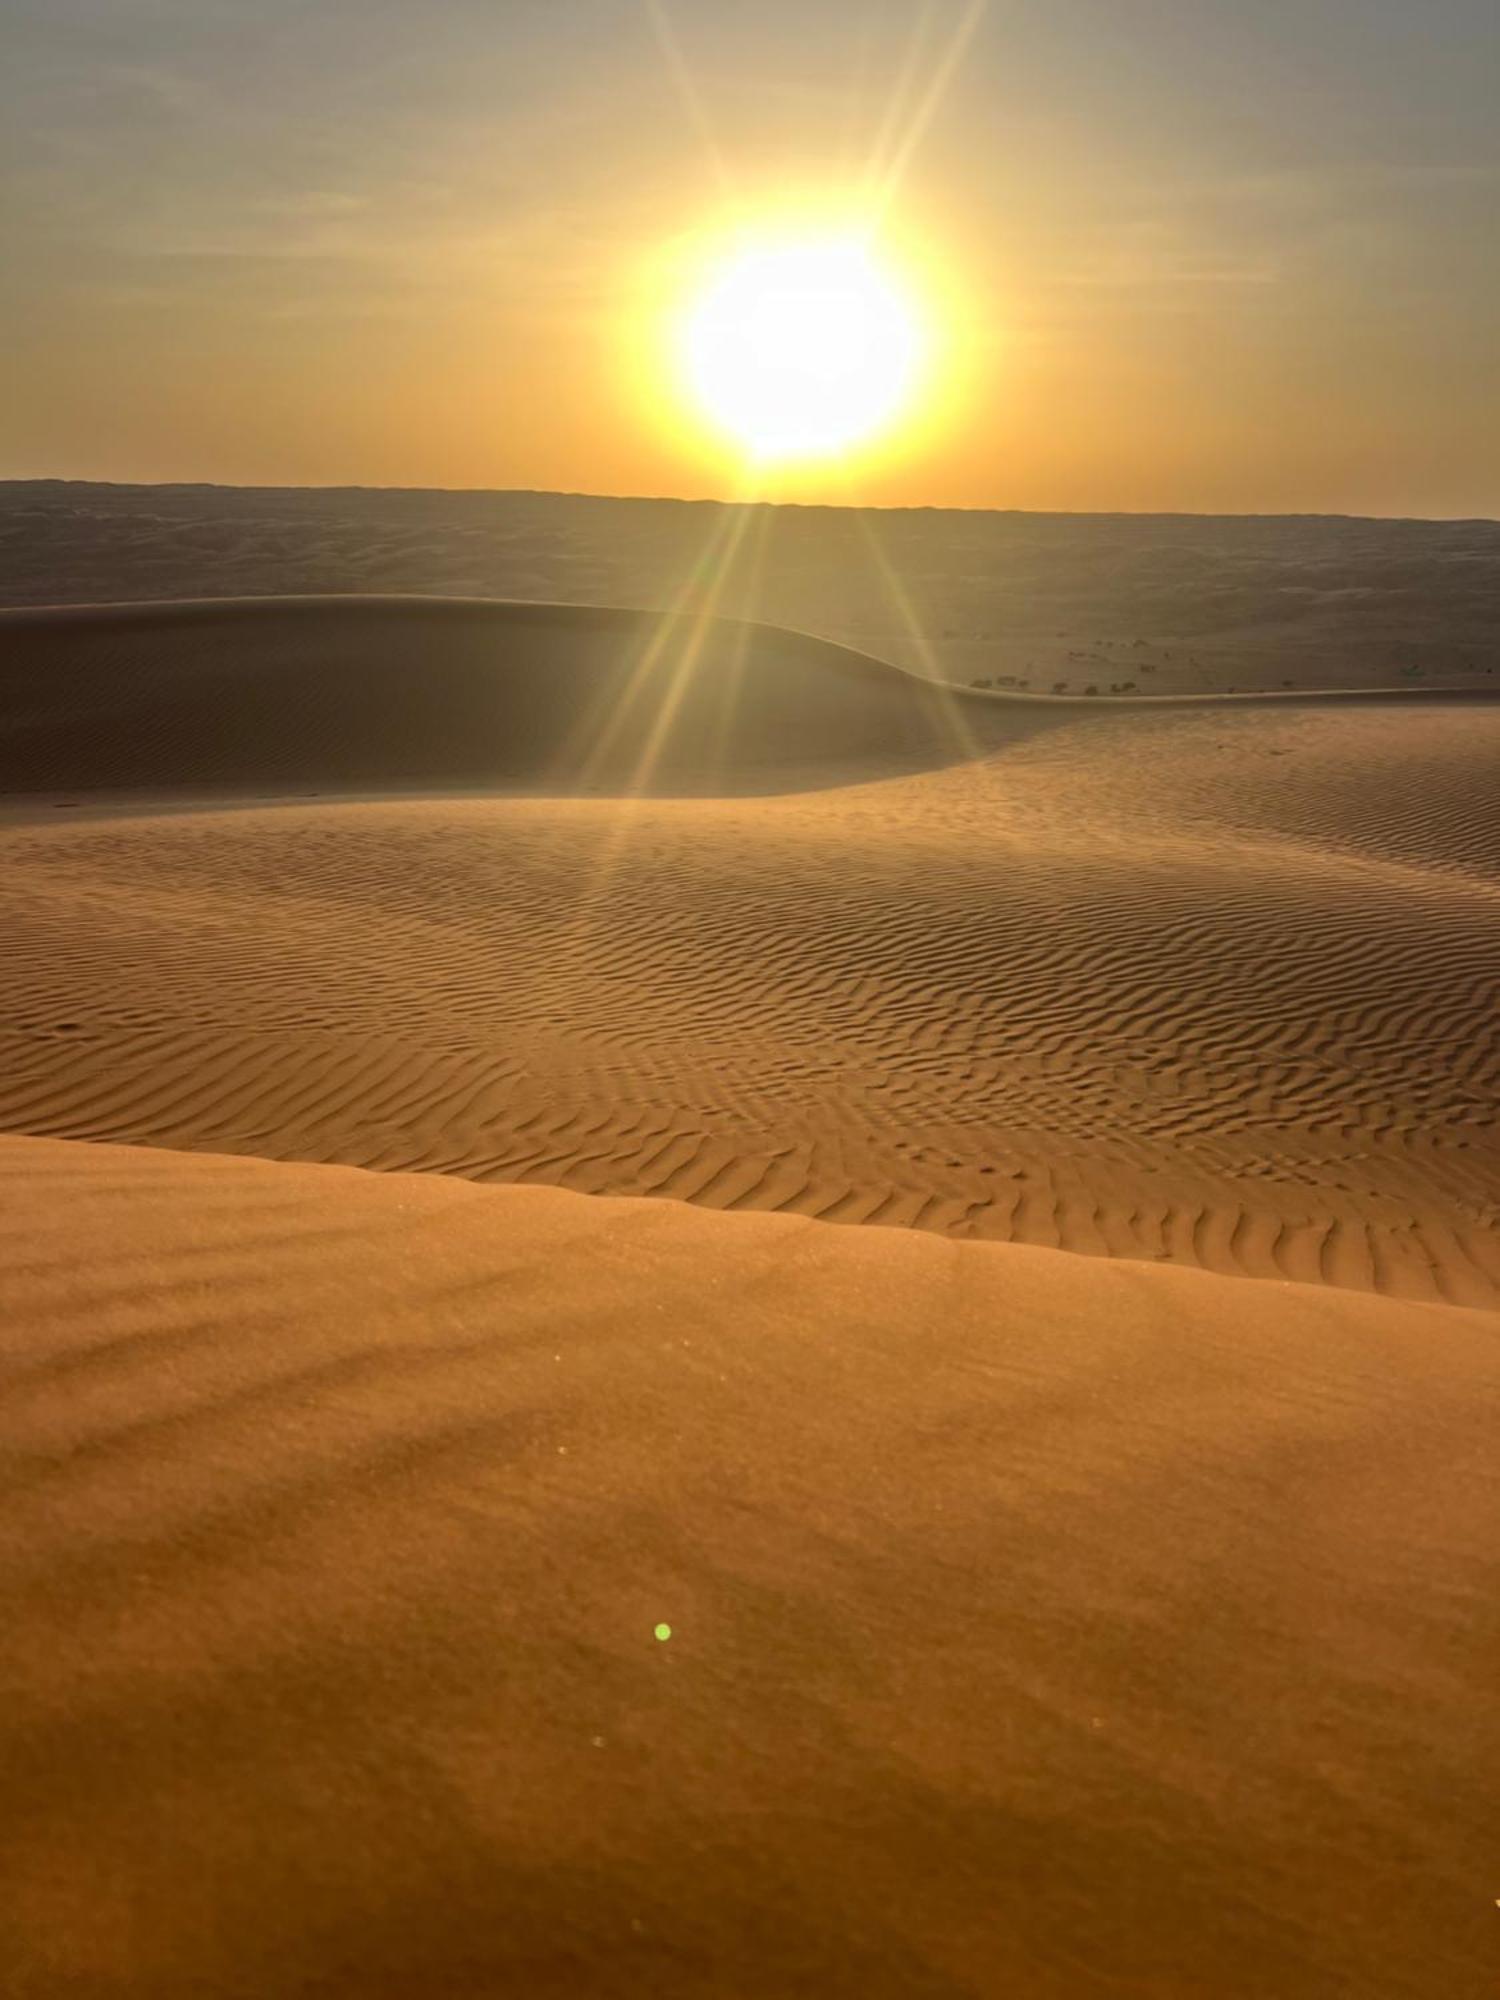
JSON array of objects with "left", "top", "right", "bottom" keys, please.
[{"left": 674, "top": 232, "right": 928, "bottom": 465}]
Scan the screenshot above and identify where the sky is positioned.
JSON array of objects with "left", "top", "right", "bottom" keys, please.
[{"left": 3, "top": 0, "right": 1498, "bottom": 515}]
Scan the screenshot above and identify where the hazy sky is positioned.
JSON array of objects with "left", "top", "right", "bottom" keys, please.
[{"left": 4, "top": 0, "right": 1498, "bottom": 513}]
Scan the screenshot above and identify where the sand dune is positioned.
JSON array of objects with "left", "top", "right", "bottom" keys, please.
[
  {"left": 0, "top": 596, "right": 997, "bottom": 797},
  {"left": 2, "top": 1131, "right": 1497, "bottom": 1998},
  {"left": 1, "top": 598, "right": 1495, "bottom": 1302},
  {"left": 2, "top": 586, "right": 1497, "bottom": 1995}
]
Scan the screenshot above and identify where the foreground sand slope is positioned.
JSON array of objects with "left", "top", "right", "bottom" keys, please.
[{"left": 1, "top": 1133, "right": 1497, "bottom": 1998}]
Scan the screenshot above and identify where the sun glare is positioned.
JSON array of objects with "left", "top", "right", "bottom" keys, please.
[{"left": 674, "top": 232, "right": 927, "bottom": 466}]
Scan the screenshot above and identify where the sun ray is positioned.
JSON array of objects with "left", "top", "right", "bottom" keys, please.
[
  {"left": 848, "top": 503, "right": 984, "bottom": 765},
  {"left": 643, "top": 0, "right": 733, "bottom": 198},
  {"left": 702, "top": 503, "right": 776, "bottom": 777},
  {"left": 616, "top": 500, "right": 759, "bottom": 798},
  {"left": 861, "top": 3, "right": 944, "bottom": 200},
  {"left": 556, "top": 499, "right": 760, "bottom": 966},
  {"left": 863, "top": 0, "right": 988, "bottom": 219},
  {"left": 566, "top": 498, "right": 752, "bottom": 794}
]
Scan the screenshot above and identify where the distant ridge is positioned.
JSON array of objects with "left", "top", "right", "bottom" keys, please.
[{"left": 4, "top": 476, "right": 1498, "bottom": 524}]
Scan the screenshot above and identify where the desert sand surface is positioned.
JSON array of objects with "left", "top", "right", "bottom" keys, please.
[
  {"left": 3, "top": 587, "right": 1498, "bottom": 1996},
  {"left": 2, "top": 1130, "right": 1498, "bottom": 1999},
  {"left": 4, "top": 479, "right": 1498, "bottom": 696},
  {"left": 2, "top": 597, "right": 1496, "bottom": 1305}
]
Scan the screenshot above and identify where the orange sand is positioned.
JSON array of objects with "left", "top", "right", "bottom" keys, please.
[
  {"left": 2, "top": 1132, "right": 1497, "bottom": 1998},
  {"left": 3, "top": 600, "right": 1495, "bottom": 1302},
  {"left": 2, "top": 596, "right": 1498, "bottom": 1996}
]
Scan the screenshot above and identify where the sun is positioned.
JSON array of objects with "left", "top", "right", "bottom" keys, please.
[{"left": 674, "top": 231, "right": 928, "bottom": 466}]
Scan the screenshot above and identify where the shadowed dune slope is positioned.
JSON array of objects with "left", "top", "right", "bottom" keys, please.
[
  {"left": 2, "top": 1133, "right": 1497, "bottom": 1999},
  {"left": 0, "top": 596, "right": 1008, "bottom": 796},
  {"left": 4, "top": 594, "right": 1487, "bottom": 802}
]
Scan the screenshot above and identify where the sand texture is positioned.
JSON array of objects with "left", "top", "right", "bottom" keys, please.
[
  {"left": 2, "top": 598, "right": 1496, "bottom": 1304},
  {"left": 2, "top": 1131, "right": 1498, "bottom": 1998}
]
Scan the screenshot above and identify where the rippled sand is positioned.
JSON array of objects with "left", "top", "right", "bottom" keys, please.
[
  {"left": 3, "top": 596, "right": 1498, "bottom": 1997},
  {"left": 3, "top": 601, "right": 1495, "bottom": 1301}
]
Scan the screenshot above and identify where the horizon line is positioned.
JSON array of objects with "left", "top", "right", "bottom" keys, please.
[{"left": 2, "top": 475, "right": 1497, "bottom": 528}]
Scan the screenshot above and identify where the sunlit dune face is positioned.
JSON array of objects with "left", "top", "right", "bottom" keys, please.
[{"left": 675, "top": 234, "right": 927, "bottom": 465}]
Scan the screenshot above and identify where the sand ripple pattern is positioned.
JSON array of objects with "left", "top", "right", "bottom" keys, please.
[{"left": 2, "top": 696, "right": 1496, "bottom": 1303}]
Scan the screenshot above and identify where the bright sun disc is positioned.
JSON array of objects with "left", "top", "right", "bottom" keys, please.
[{"left": 677, "top": 234, "right": 925, "bottom": 464}]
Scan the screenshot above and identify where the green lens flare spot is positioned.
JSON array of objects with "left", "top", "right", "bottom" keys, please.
[{"left": 653, "top": 1623, "right": 672, "bottom": 1643}]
